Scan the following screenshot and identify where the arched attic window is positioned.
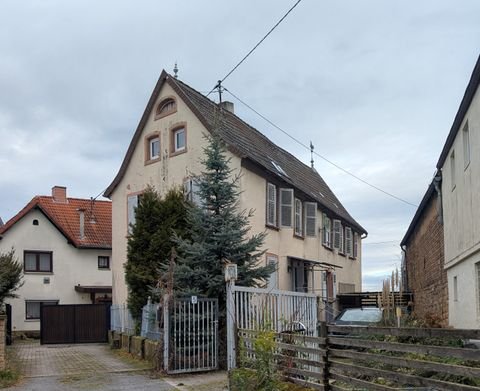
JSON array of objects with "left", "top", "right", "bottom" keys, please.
[{"left": 155, "top": 97, "right": 177, "bottom": 119}]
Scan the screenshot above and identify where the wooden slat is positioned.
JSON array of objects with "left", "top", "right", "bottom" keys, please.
[
  {"left": 330, "top": 360, "right": 480, "bottom": 391},
  {"left": 274, "top": 353, "right": 325, "bottom": 367},
  {"left": 279, "top": 365, "right": 324, "bottom": 381},
  {"left": 330, "top": 348, "right": 480, "bottom": 379},
  {"left": 276, "top": 341, "right": 326, "bottom": 356},
  {"left": 328, "top": 325, "right": 480, "bottom": 340},
  {"left": 238, "top": 329, "right": 326, "bottom": 344},
  {"left": 330, "top": 372, "right": 398, "bottom": 391},
  {"left": 283, "top": 375, "right": 325, "bottom": 390},
  {"left": 329, "top": 336, "right": 480, "bottom": 361}
]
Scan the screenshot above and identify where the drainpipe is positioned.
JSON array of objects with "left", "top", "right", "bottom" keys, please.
[
  {"left": 401, "top": 245, "right": 408, "bottom": 292},
  {"left": 78, "top": 209, "right": 85, "bottom": 240},
  {"left": 433, "top": 172, "right": 443, "bottom": 225}
]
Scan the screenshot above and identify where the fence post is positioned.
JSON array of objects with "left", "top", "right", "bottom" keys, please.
[
  {"left": 163, "top": 294, "right": 170, "bottom": 372},
  {"left": 225, "top": 263, "right": 238, "bottom": 370},
  {"left": 319, "top": 321, "right": 330, "bottom": 390}
]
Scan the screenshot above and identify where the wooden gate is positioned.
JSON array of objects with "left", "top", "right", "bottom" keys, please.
[
  {"left": 165, "top": 297, "right": 218, "bottom": 374},
  {"left": 40, "top": 304, "right": 109, "bottom": 344}
]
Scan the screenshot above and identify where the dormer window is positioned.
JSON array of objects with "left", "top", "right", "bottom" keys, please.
[{"left": 155, "top": 97, "right": 177, "bottom": 119}]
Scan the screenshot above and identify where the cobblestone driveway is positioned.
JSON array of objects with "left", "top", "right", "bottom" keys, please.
[{"left": 6, "top": 341, "right": 174, "bottom": 391}]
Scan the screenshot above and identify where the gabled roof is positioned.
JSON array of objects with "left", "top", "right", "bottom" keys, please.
[
  {"left": 0, "top": 196, "right": 112, "bottom": 249},
  {"left": 105, "top": 71, "right": 366, "bottom": 234},
  {"left": 437, "top": 54, "right": 480, "bottom": 169}
]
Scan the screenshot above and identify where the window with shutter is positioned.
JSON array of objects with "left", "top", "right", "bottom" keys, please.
[
  {"left": 333, "top": 219, "right": 341, "bottom": 249},
  {"left": 353, "top": 232, "right": 358, "bottom": 259},
  {"left": 266, "top": 183, "right": 277, "bottom": 226},
  {"left": 305, "top": 202, "right": 317, "bottom": 237},
  {"left": 294, "top": 198, "right": 303, "bottom": 236},
  {"left": 127, "top": 194, "right": 142, "bottom": 234},
  {"left": 345, "top": 227, "right": 353, "bottom": 256},
  {"left": 339, "top": 224, "right": 344, "bottom": 253},
  {"left": 267, "top": 254, "right": 278, "bottom": 290},
  {"left": 280, "top": 188, "right": 293, "bottom": 227},
  {"left": 323, "top": 214, "right": 331, "bottom": 247}
]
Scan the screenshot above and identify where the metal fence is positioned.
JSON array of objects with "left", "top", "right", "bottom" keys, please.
[
  {"left": 140, "top": 300, "right": 162, "bottom": 341},
  {"left": 110, "top": 304, "right": 135, "bottom": 335}
]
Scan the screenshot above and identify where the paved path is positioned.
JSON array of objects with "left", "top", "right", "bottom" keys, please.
[{"left": 6, "top": 341, "right": 174, "bottom": 390}]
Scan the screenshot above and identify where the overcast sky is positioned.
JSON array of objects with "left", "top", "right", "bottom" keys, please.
[{"left": 1, "top": 1, "right": 479, "bottom": 291}]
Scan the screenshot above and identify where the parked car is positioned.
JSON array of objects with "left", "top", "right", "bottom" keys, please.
[{"left": 330, "top": 307, "right": 383, "bottom": 326}]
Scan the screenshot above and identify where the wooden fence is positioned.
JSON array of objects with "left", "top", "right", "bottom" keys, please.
[{"left": 237, "top": 324, "right": 480, "bottom": 390}]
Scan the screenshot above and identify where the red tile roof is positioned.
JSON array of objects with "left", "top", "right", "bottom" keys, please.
[{"left": 0, "top": 196, "right": 111, "bottom": 249}]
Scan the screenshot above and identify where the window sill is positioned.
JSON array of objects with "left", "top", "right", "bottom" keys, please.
[
  {"left": 265, "top": 224, "right": 279, "bottom": 231},
  {"left": 349, "top": 256, "right": 356, "bottom": 261},
  {"left": 338, "top": 252, "right": 346, "bottom": 258},
  {"left": 170, "top": 148, "right": 187, "bottom": 158},
  {"left": 25, "top": 319, "right": 40, "bottom": 322},
  {"left": 98, "top": 268, "right": 111, "bottom": 271},
  {"left": 322, "top": 244, "right": 333, "bottom": 252},
  {"left": 24, "top": 272, "right": 54, "bottom": 275},
  {"left": 145, "top": 157, "right": 161, "bottom": 166},
  {"left": 293, "top": 234, "right": 304, "bottom": 240}
]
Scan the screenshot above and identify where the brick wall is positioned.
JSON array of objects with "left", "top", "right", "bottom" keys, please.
[
  {"left": 0, "top": 315, "right": 5, "bottom": 370},
  {"left": 405, "top": 192, "right": 448, "bottom": 327}
]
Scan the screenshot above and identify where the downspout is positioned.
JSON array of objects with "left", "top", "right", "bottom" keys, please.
[
  {"left": 433, "top": 171, "right": 443, "bottom": 225},
  {"left": 401, "top": 245, "right": 408, "bottom": 292}
]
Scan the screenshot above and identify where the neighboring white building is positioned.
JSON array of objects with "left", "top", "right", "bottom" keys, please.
[
  {"left": 104, "top": 70, "right": 367, "bottom": 319},
  {"left": 0, "top": 186, "right": 112, "bottom": 335},
  {"left": 436, "top": 55, "right": 480, "bottom": 329}
]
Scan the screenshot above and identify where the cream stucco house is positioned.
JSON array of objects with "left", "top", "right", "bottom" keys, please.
[
  {"left": 104, "top": 71, "right": 367, "bottom": 318},
  {"left": 436, "top": 55, "right": 480, "bottom": 329},
  {"left": 0, "top": 186, "right": 112, "bottom": 335}
]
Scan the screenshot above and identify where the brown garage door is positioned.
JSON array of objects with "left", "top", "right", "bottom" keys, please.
[{"left": 40, "top": 304, "right": 109, "bottom": 344}]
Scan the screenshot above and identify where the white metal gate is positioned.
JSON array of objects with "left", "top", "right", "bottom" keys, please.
[{"left": 165, "top": 297, "right": 218, "bottom": 374}]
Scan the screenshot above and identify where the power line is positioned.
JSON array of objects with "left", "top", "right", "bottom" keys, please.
[
  {"left": 206, "top": 0, "right": 303, "bottom": 97},
  {"left": 363, "top": 240, "right": 399, "bottom": 246},
  {"left": 224, "top": 87, "right": 419, "bottom": 208}
]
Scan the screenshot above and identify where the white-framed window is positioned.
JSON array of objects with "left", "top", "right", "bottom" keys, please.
[
  {"left": 127, "top": 193, "right": 142, "bottom": 234},
  {"left": 345, "top": 227, "right": 353, "bottom": 256},
  {"left": 183, "top": 178, "right": 202, "bottom": 206},
  {"left": 294, "top": 198, "right": 303, "bottom": 236},
  {"left": 149, "top": 136, "right": 160, "bottom": 159},
  {"left": 174, "top": 128, "right": 186, "bottom": 152},
  {"left": 322, "top": 214, "right": 331, "bottom": 247},
  {"left": 25, "top": 300, "right": 58, "bottom": 320},
  {"left": 266, "top": 254, "right": 279, "bottom": 290},
  {"left": 304, "top": 202, "right": 317, "bottom": 237},
  {"left": 280, "top": 188, "right": 294, "bottom": 227},
  {"left": 450, "top": 150, "right": 456, "bottom": 190},
  {"left": 353, "top": 232, "right": 359, "bottom": 259},
  {"left": 98, "top": 256, "right": 110, "bottom": 269},
  {"left": 463, "top": 122, "right": 470, "bottom": 168},
  {"left": 266, "top": 183, "right": 277, "bottom": 226},
  {"left": 333, "top": 219, "right": 344, "bottom": 253}
]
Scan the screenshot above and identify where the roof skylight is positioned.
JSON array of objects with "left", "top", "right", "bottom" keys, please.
[{"left": 271, "top": 161, "right": 288, "bottom": 177}]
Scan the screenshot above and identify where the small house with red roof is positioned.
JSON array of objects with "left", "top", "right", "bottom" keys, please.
[{"left": 0, "top": 186, "right": 112, "bottom": 336}]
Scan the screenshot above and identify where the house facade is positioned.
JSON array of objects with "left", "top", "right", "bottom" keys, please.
[
  {"left": 436, "top": 55, "right": 480, "bottom": 329},
  {"left": 105, "top": 71, "right": 367, "bottom": 316},
  {"left": 0, "top": 186, "right": 112, "bottom": 335},
  {"left": 401, "top": 181, "right": 448, "bottom": 327}
]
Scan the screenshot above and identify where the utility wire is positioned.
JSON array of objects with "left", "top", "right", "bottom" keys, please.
[
  {"left": 206, "top": 0, "right": 303, "bottom": 97},
  {"left": 224, "top": 87, "right": 419, "bottom": 208}
]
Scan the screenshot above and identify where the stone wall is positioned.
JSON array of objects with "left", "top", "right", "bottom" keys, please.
[
  {"left": 0, "top": 315, "right": 6, "bottom": 370},
  {"left": 405, "top": 191, "right": 448, "bottom": 326}
]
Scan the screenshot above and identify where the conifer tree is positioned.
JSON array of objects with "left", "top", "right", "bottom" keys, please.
[
  {"left": 173, "top": 135, "right": 274, "bottom": 311},
  {"left": 0, "top": 249, "right": 23, "bottom": 308},
  {"left": 125, "top": 186, "right": 188, "bottom": 321}
]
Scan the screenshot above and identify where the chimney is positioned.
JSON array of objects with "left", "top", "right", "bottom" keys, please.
[
  {"left": 220, "top": 101, "right": 234, "bottom": 114},
  {"left": 78, "top": 209, "right": 85, "bottom": 240},
  {"left": 52, "top": 186, "right": 67, "bottom": 203}
]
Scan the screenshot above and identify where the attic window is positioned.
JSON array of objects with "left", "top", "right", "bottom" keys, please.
[
  {"left": 33, "top": 219, "right": 39, "bottom": 226},
  {"left": 271, "top": 161, "right": 288, "bottom": 177},
  {"left": 155, "top": 97, "right": 177, "bottom": 119},
  {"left": 319, "top": 191, "right": 325, "bottom": 198},
  {"left": 333, "top": 203, "right": 339, "bottom": 209}
]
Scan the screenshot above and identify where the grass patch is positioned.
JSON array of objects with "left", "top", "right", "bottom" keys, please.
[{"left": 0, "top": 369, "right": 20, "bottom": 389}]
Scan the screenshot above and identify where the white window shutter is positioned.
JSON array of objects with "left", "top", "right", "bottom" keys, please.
[
  {"left": 304, "top": 202, "right": 317, "bottom": 237},
  {"left": 345, "top": 227, "right": 353, "bottom": 256},
  {"left": 266, "top": 183, "right": 277, "bottom": 226},
  {"left": 353, "top": 232, "right": 358, "bottom": 259},
  {"left": 183, "top": 179, "right": 192, "bottom": 200},
  {"left": 333, "top": 219, "right": 341, "bottom": 249},
  {"left": 294, "top": 198, "right": 303, "bottom": 236},
  {"left": 191, "top": 180, "right": 202, "bottom": 206},
  {"left": 267, "top": 255, "right": 278, "bottom": 290},
  {"left": 323, "top": 214, "right": 331, "bottom": 247},
  {"left": 339, "top": 224, "right": 344, "bottom": 253},
  {"left": 280, "top": 188, "right": 293, "bottom": 227}
]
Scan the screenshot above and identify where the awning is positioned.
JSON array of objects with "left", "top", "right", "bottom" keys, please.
[
  {"left": 287, "top": 256, "right": 343, "bottom": 269},
  {"left": 74, "top": 285, "right": 112, "bottom": 294}
]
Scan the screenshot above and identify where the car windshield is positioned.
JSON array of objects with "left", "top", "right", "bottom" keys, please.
[{"left": 337, "top": 309, "right": 382, "bottom": 322}]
